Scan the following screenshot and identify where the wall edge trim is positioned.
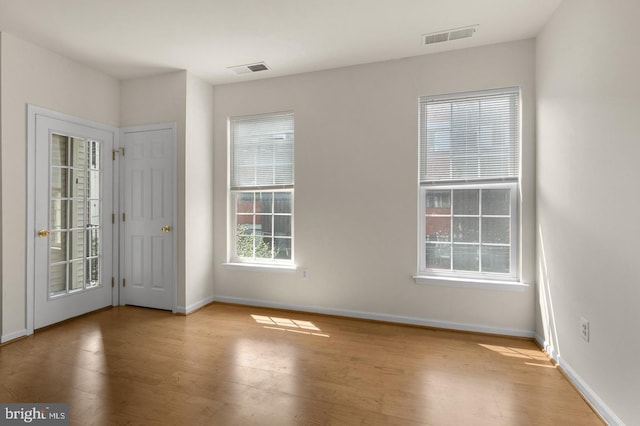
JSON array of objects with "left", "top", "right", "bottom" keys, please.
[
  {"left": 535, "top": 334, "right": 623, "bottom": 425},
  {"left": 213, "top": 295, "right": 534, "bottom": 338},
  {"left": 1, "top": 329, "right": 29, "bottom": 344},
  {"left": 174, "top": 296, "right": 215, "bottom": 315}
]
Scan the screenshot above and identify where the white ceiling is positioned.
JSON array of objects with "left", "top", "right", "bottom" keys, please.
[{"left": 0, "top": 0, "right": 563, "bottom": 85}]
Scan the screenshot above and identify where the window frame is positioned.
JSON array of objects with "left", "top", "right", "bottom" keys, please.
[
  {"left": 230, "top": 188, "right": 294, "bottom": 265},
  {"left": 418, "top": 182, "right": 518, "bottom": 281},
  {"left": 228, "top": 111, "right": 295, "bottom": 266},
  {"left": 418, "top": 87, "right": 521, "bottom": 282}
]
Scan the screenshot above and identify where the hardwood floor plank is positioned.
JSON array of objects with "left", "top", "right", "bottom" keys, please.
[{"left": 0, "top": 303, "right": 603, "bottom": 425}]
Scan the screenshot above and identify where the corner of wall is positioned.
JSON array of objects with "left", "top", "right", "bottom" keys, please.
[{"left": 184, "top": 72, "right": 215, "bottom": 307}]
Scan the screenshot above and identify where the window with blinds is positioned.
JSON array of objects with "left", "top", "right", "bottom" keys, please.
[
  {"left": 420, "top": 87, "right": 519, "bottom": 184},
  {"left": 418, "top": 88, "right": 520, "bottom": 279},
  {"left": 229, "top": 112, "right": 294, "bottom": 264},
  {"left": 231, "top": 112, "right": 294, "bottom": 190}
]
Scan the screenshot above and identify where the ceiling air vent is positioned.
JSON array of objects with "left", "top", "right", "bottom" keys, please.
[
  {"left": 422, "top": 26, "right": 478, "bottom": 46},
  {"left": 228, "top": 62, "right": 270, "bottom": 75}
]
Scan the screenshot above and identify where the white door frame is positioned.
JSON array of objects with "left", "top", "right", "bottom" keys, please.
[
  {"left": 26, "top": 105, "right": 119, "bottom": 334},
  {"left": 118, "top": 123, "right": 177, "bottom": 311}
]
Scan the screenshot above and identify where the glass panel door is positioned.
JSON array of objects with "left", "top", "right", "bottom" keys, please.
[{"left": 49, "top": 134, "right": 102, "bottom": 297}]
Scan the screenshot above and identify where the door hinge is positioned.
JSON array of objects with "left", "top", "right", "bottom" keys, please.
[
  {"left": 111, "top": 277, "right": 115, "bottom": 288},
  {"left": 120, "top": 147, "right": 125, "bottom": 157},
  {"left": 122, "top": 278, "right": 126, "bottom": 288},
  {"left": 112, "top": 149, "right": 116, "bottom": 161},
  {"left": 122, "top": 213, "right": 126, "bottom": 222},
  {"left": 112, "top": 213, "right": 115, "bottom": 224}
]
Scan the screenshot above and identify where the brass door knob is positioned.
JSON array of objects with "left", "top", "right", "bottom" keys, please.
[
  {"left": 38, "top": 229, "right": 51, "bottom": 238},
  {"left": 161, "top": 225, "right": 172, "bottom": 233}
]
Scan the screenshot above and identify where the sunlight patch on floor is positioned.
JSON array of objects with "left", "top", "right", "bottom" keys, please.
[
  {"left": 251, "top": 315, "right": 330, "bottom": 337},
  {"left": 479, "top": 343, "right": 553, "bottom": 367}
]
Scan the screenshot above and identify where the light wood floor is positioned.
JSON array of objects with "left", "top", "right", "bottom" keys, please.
[{"left": 0, "top": 303, "right": 602, "bottom": 425}]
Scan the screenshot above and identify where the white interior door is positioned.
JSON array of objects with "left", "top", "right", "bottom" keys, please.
[
  {"left": 33, "top": 115, "right": 114, "bottom": 329},
  {"left": 121, "top": 125, "right": 175, "bottom": 310}
]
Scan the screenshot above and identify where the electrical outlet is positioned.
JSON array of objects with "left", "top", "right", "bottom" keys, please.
[{"left": 580, "top": 317, "right": 589, "bottom": 342}]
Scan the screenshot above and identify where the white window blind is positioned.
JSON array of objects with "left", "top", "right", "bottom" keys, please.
[
  {"left": 420, "top": 87, "right": 520, "bottom": 183},
  {"left": 231, "top": 112, "right": 294, "bottom": 190}
]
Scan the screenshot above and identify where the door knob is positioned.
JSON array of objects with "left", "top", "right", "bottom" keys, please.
[
  {"left": 161, "top": 225, "right": 171, "bottom": 233},
  {"left": 38, "top": 229, "right": 51, "bottom": 238}
]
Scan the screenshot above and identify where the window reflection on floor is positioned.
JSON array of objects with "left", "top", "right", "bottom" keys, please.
[
  {"left": 479, "top": 343, "right": 556, "bottom": 368},
  {"left": 251, "top": 315, "right": 330, "bottom": 337}
]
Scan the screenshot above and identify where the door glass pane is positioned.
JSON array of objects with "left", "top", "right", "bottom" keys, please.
[
  {"left": 88, "top": 200, "right": 100, "bottom": 226},
  {"left": 50, "top": 231, "right": 67, "bottom": 264},
  {"left": 88, "top": 229, "right": 100, "bottom": 257},
  {"left": 70, "top": 200, "right": 85, "bottom": 228},
  {"left": 87, "top": 258, "right": 100, "bottom": 288},
  {"left": 50, "top": 199, "right": 68, "bottom": 230},
  {"left": 48, "top": 134, "right": 102, "bottom": 296},
  {"left": 50, "top": 263, "right": 67, "bottom": 295},
  {"left": 51, "top": 168, "right": 68, "bottom": 198},
  {"left": 70, "top": 230, "right": 85, "bottom": 260},
  {"left": 69, "top": 261, "right": 84, "bottom": 291},
  {"left": 88, "top": 140, "right": 100, "bottom": 169},
  {"left": 70, "top": 169, "right": 85, "bottom": 198},
  {"left": 88, "top": 170, "right": 100, "bottom": 199},
  {"left": 70, "top": 137, "right": 86, "bottom": 167},
  {"left": 51, "top": 135, "right": 68, "bottom": 166}
]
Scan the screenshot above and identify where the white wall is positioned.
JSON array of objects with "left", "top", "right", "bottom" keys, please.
[
  {"left": 213, "top": 39, "right": 536, "bottom": 335},
  {"left": 184, "top": 73, "right": 215, "bottom": 310},
  {"left": 0, "top": 32, "right": 120, "bottom": 340},
  {"left": 0, "top": 33, "right": 215, "bottom": 337},
  {"left": 120, "top": 71, "right": 215, "bottom": 313},
  {"left": 536, "top": 1, "right": 640, "bottom": 424},
  {"left": 120, "top": 71, "right": 188, "bottom": 309}
]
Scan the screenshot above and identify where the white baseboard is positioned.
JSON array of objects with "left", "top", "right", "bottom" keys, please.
[
  {"left": 213, "top": 295, "right": 534, "bottom": 338},
  {"left": 534, "top": 333, "right": 559, "bottom": 360},
  {"left": 535, "top": 334, "right": 623, "bottom": 426},
  {"left": 174, "top": 296, "right": 215, "bottom": 315},
  {"left": 1, "top": 329, "right": 30, "bottom": 344}
]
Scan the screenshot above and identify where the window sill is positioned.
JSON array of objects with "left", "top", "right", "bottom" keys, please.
[
  {"left": 413, "top": 275, "right": 529, "bottom": 292},
  {"left": 223, "top": 262, "right": 298, "bottom": 274}
]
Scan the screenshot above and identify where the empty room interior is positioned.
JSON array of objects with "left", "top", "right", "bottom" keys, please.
[{"left": 0, "top": 0, "right": 638, "bottom": 424}]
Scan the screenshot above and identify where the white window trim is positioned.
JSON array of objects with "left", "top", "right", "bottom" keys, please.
[
  {"left": 418, "top": 181, "right": 519, "bottom": 282},
  {"left": 223, "top": 262, "right": 298, "bottom": 273},
  {"left": 417, "top": 86, "right": 522, "bottom": 286},
  {"left": 413, "top": 274, "right": 529, "bottom": 291},
  {"left": 227, "top": 111, "right": 295, "bottom": 267}
]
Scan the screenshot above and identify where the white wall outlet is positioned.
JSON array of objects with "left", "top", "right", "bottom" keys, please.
[
  {"left": 580, "top": 317, "right": 589, "bottom": 342},
  {"left": 301, "top": 268, "right": 308, "bottom": 280}
]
